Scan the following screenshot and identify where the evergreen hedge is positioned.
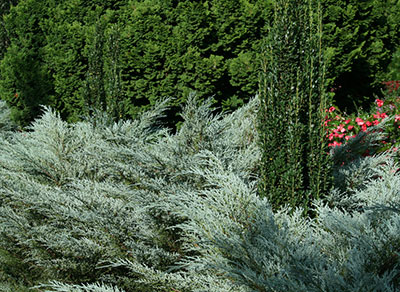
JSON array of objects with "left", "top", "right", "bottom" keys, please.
[
  {"left": 0, "top": 0, "right": 53, "bottom": 126},
  {"left": 387, "top": 47, "right": 400, "bottom": 81},
  {"left": 322, "top": 0, "right": 400, "bottom": 111},
  {"left": 0, "top": 0, "right": 272, "bottom": 127},
  {"left": 0, "top": 0, "right": 18, "bottom": 60},
  {"left": 0, "top": 0, "right": 399, "bottom": 127}
]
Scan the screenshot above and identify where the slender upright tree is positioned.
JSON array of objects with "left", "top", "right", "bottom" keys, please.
[
  {"left": 257, "top": 0, "right": 332, "bottom": 213},
  {"left": 83, "top": 16, "right": 107, "bottom": 116}
]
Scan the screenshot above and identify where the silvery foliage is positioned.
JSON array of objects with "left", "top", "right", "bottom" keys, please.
[
  {"left": 0, "top": 100, "right": 16, "bottom": 135},
  {"left": 161, "top": 115, "right": 400, "bottom": 291},
  {"left": 2, "top": 93, "right": 400, "bottom": 291},
  {"left": 36, "top": 281, "right": 125, "bottom": 292},
  {"left": 0, "top": 93, "right": 258, "bottom": 291},
  {"left": 327, "top": 117, "right": 398, "bottom": 211}
]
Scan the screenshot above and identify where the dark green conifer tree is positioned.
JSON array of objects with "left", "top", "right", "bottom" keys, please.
[
  {"left": 322, "top": 0, "right": 400, "bottom": 112},
  {"left": 0, "top": 0, "right": 53, "bottom": 127},
  {"left": 0, "top": 0, "right": 18, "bottom": 59},
  {"left": 257, "top": 0, "right": 332, "bottom": 212},
  {"left": 83, "top": 15, "right": 107, "bottom": 115}
]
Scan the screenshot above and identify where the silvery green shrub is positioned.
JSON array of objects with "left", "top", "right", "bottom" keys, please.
[
  {"left": 0, "top": 100, "right": 16, "bottom": 134},
  {"left": 1, "top": 94, "right": 400, "bottom": 291},
  {"left": 0, "top": 93, "right": 258, "bottom": 291}
]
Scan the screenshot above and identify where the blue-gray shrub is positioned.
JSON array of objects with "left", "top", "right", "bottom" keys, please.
[
  {"left": 0, "top": 100, "right": 16, "bottom": 135},
  {"left": 1, "top": 94, "right": 400, "bottom": 291}
]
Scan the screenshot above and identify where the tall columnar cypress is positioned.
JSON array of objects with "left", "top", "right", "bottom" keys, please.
[
  {"left": 104, "top": 23, "right": 124, "bottom": 120},
  {"left": 83, "top": 17, "right": 107, "bottom": 116},
  {"left": 83, "top": 14, "right": 124, "bottom": 121},
  {"left": 257, "top": 0, "right": 332, "bottom": 213}
]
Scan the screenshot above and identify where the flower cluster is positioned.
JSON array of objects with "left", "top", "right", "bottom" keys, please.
[
  {"left": 325, "top": 94, "right": 400, "bottom": 155},
  {"left": 382, "top": 80, "right": 400, "bottom": 94}
]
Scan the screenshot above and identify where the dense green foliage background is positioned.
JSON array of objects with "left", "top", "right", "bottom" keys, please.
[
  {"left": 388, "top": 48, "right": 400, "bottom": 81},
  {"left": 322, "top": 0, "right": 400, "bottom": 112},
  {"left": 0, "top": 0, "right": 273, "bottom": 127},
  {"left": 0, "top": 0, "right": 18, "bottom": 60},
  {"left": 0, "top": 0, "right": 399, "bottom": 127}
]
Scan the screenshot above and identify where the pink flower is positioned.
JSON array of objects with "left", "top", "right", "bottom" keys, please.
[
  {"left": 328, "top": 106, "right": 336, "bottom": 113},
  {"left": 348, "top": 125, "right": 354, "bottom": 130},
  {"left": 366, "top": 121, "right": 372, "bottom": 126},
  {"left": 344, "top": 119, "right": 351, "bottom": 124},
  {"left": 355, "top": 117, "right": 364, "bottom": 126},
  {"left": 361, "top": 124, "right": 367, "bottom": 132},
  {"left": 328, "top": 141, "right": 342, "bottom": 147},
  {"left": 337, "top": 124, "right": 346, "bottom": 133},
  {"left": 376, "top": 99, "right": 384, "bottom": 107},
  {"left": 379, "top": 112, "right": 388, "bottom": 119}
]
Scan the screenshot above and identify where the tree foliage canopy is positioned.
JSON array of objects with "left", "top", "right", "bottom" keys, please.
[
  {"left": 0, "top": 0, "right": 398, "bottom": 126},
  {"left": 0, "top": 0, "right": 272, "bottom": 127},
  {"left": 322, "top": 0, "right": 400, "bottom": 111}
]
